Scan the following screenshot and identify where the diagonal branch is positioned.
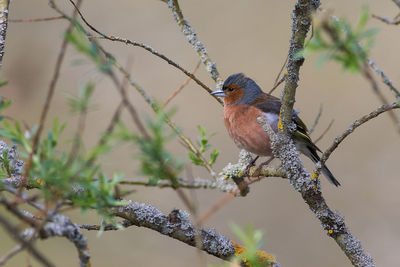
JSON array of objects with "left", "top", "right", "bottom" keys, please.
[
  {"left": 368, "top": 59, "right": 400, "bottom": 100},
  {"left": 161, "top": 0, "right": 224, "bottom": 88},
  {"left": 0, "top": 214, "right": 55, "bottom": 267},
  {"left": 316, "top": 102, "right": 399, "bottom": 175},
  {"left": 64, "top": 0, "right": 221, "bottom": 103},
  {"left": 112, "top": 201, "right": 230, "bottom": 260}
]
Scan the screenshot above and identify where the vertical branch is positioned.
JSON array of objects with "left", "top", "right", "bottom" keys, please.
[
  {"left": 269, "top": 1, "right": 376, "bottom": 266},
  {"left": 22, "top": 0, "right": 83, "bottom": 191},
  {"left": 0, "top": 0, "right": 10, "bottom": 68},
  {"left": 279, "top": 0, "right": 319, "bottom": 134}
]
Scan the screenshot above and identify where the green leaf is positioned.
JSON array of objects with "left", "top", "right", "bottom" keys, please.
[{"left": 208, "top": 149, "right": 219, "bottom": 165}]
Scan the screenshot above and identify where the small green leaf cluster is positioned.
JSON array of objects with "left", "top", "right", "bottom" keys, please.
[
  {"left": 115, "top": 110, "right": 183, "bottom": 186},
  {"left": 0, "top": 104, "right": 125, "bottom": 219},
  {"left": 301, "top": 6, "right": 377, "bottom": 72},
  {"left": 65, "top": 21, "right": 114, "bottom": 73},
  {"left": 68, "top": 82, "right": 96, "bottom": 114},
  {"left": 231, "top": 223, "right": 266, "bottom": 267},
  {"left": 188, "top": 125, "right": 219, "bottom": 166}
]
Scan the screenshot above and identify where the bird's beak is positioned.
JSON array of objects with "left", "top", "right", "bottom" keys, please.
[{"left": 211, "top": 89, "right": 226, "bottom": 97}]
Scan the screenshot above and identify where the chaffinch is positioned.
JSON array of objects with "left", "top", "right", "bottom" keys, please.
[{"left": 212, "top": 73, "right": 340, "bottom": 186}]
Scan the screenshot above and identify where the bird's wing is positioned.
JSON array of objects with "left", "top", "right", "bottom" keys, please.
[
  {"left": 251, "top": 93, "right": 282, "bottom": 114},
  {"left": 252, "top": 93, "right": 321, "bottom": 153}
]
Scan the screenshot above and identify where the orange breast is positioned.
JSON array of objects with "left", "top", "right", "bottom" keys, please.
[{"left": 223, "top": 104, "right": 276, "bottom": 156}]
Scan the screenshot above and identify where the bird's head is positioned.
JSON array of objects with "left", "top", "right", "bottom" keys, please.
[{"left": 211, "top": 73, "right": 263, "bottom": 106}]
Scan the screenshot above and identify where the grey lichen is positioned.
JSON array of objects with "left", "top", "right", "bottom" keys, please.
[
  {"left": 0, "top": 141, "right": 25, "bottom": 187},
  {"left": 165, "top": 0, "right": 223, "bottom": 87},
  {"left": 114, "top": 200, "right": 235, "bottom": 259},
  {"left": 257, "top": 116, "right": 313, "bottom": 192},
  {"left": 39, "top": 215, "right": 90, "bottom": 267},
  {"left": 0, "top": 0, "right": 9, "bottom": 67}
]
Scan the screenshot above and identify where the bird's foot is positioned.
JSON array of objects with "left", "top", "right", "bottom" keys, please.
[
  {"left": 244, "top": 156, "right": 259, "bottom": 176},
  {"left": 253, "top": 157, "right": 274, "bottom": 176}
]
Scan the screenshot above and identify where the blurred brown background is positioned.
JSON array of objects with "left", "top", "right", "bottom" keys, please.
[{"left": 1, "top": 0, "right": 399, "bottom": 266}]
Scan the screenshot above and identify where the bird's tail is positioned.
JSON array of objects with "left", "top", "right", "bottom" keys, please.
[{"left": 302, "top": 145, "right": 341, "bottom": 187}]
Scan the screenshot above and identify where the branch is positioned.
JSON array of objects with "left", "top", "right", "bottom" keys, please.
[
  {"left": 112, "top": 201, "right": 233, "bottom": 260},
  {"left": 271, "top": 1, "right": 375, "bottom": 266},
  {"left": 0, "top": 244, "right": 24, "bottom": 266},
  {"left": 368, "top": 59, "right": 400, "bottom": 100},
  {"left": 22, "top": 0, "right": 83, "bottom": 193},
  {"left": 49, "top": 1, "right": 218, "bottom": 176},
  {"left": 33, "top": 215, "right": 90, "bottom": 267},
  {"left": 0, "top": 0, "right": 10, "bottom": 68},
  {"left": 278, "top": 0, "right": 319, "bottom": 134},
  {"left": 162, "top": 0, "right": 224, "bottom": 88},
  {"left": 371, "top": 14, "right": 400, "bottom": 25},
  {"left": 9, "top": 16, "right": 63, "bottom": 23},
  {"left": 0, "top": 214, "right": 55, "bottom": 267},
  {"left": 316, "top": 102, "right": 399, "bottom": 174},
  {"left": 64, "top": 0, "right": 221, "bottom": 103}
]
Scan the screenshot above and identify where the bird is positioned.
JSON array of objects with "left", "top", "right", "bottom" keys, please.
[{"left": 211, "top": 73, "right": 340, "bottom": 186}]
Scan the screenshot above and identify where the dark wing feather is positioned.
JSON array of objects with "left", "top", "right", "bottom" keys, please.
[
  {"left": 251, "top": 93, "right": 281, "bottom": 114},
  {"left": 252, "top": 93, "right": 318, "bottom": 151}
]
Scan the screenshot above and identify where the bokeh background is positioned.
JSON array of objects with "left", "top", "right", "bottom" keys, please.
[{"left": 1, "top": 0, "right": 399, "bottom": 266}]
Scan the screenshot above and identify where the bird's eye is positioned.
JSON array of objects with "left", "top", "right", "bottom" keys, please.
[{"left": 228, "top": 87, "right": 234, "bottom": 92}]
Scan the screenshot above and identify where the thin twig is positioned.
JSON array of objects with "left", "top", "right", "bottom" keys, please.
[
  {"left": 319, "top": 16, "right": 400, "bottom": 132},
  {"left": 9, "top": 16, "right": 64, "bottom": 23},
  {"left": 0, "top": 244, "right": 24, "bottom": 266},
  {"left": 0, "top": 214, "right": 55, "bottom": 267},
  {"left": 314, "top": 119, "right": 334, "bottom": 144},
  {"left": 371, "top": 14, "right": 400, "bottom": 25},
  {"left": 362, "top": 63, "right": 400, "bottom": 132},
  {"left": 368, "top": 59, "right": 400, "bottom": 100},
  {"left": 50, "top": 2, "right": 218, "bottom": 176},
  {"left": 21, "top": 0, "right": 83, "bottom": 194},
  {"left": 197, "top": 193, "right": 234, "bottom": 225},
  {"left": 86, "top": 101, "right": 124, "bottom": 165},
  {"left": 110, "top": 60, "right": 216, "bottom": 176},
  {"left": 163, "top": 60, "right": 201, "bottom": 107},
  {"left": 316, "top": 102, "right": 399, "bottom": 175},
  {"left": 197, "top": 167, "right": 286, "bottom": 224},
  {"left": 273, "top": 55, "right": 288, "bottom": 87},
  {"left": 66, "top": 0, "right": 221, "bottom": 103},
  {"left": 309, "top": 104, "right": 323, "bottom": 135},
  {"left": 268, "top": 72, "right": 287, "bottom": 95}
]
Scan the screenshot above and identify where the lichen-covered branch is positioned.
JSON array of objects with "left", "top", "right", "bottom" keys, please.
[
  {"left": 270, "top": 1, "right": 376, "bottom": 266},
  {"left": 368, "top": 59, "right": 400, "bottom": 100},
  {"left": 0, "top": 0, "right": 10, "bottom": 68},
  {"left": 120, "top": 151, "right": 286, "bottom": 194},
  {"left": 279, "top": 0, "right": 319, "bottom": 134},
  {"left": 162, "top": 0, "right": 224, "bottom": 88},
  {"left": 113, "top": 201, "right": 235, "bottom": 259},
  {"left": 31, "top": 215, "right": 90, "bottom": 267},
  {"left": 258, "top": 117, "right": 375, "bottom": 267}
]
